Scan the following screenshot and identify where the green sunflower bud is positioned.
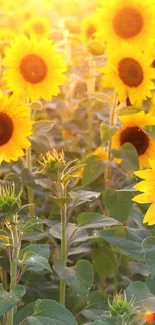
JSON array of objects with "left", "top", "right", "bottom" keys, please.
[
  {"left": 109, "top": 292, "right": 134, "bottom": 316},
  {"left": 0, "top": 184, "right": 22, "bottom": 218},
  {"left": 39, "top": 149, "right": 65, "bottom": 181}
]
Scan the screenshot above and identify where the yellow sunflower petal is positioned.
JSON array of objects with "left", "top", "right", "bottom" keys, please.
[{"left": 143, "top": 202, "right": 155, "bottom": 225}]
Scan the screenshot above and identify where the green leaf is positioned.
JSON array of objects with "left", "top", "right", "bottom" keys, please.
[
  {"left": 99, "top": 226, "right": 149, "bottom": 261},
  {"left": 77, "top": 212, "right": 121, "bottom": 229},
  {"left": 32, "top": 299, "right": 78, "bottom": 325},
  {"left": 126, "top": 281, "right": 152, "bottom": 302},
  {"left": 27, "top": 317, "right": 55, "bottom": 325},
  {"left": 49, "top": 223, "right": 89, "bottom": 244},
  {"left": 80, "top": 291, "right": 108, "bottom": 320},
  {"left": 31, "top": 135, "right": 51, "bottom": 153},
  {"left": 100, "top": 123, "right": 118, "bottom": 143},
  {"left": 92, "top": 242, "right": 117, "bottom": 277},
  {"left": 55, "top": 259, "right": 94, "bottom": 297},
  {"left": 102, "top": 189, "right": 133, "bottom": 222},
  {"left": 19, "top": 244, "right": 51, "bottom": 272},
  {"left": 142, "top": 125, "right": 155, "bottom": 139},
  {"left": 14, "top": 302, "right": 35, "bottom": 325},
  {"left": 112, "top": 143, "right": 139, "bottom": 170},
  {"left": 20, "top": 244, "right": 50, "bottom": 259},
  {"left": 70, "top": 190, "right": 100, "bottom": 206},
  {"left": 82, "top": 156, "right": 108, "bottom": 186},
  {"left": 12, "top": 285, "right": 26, "bottom": 300},
  {"left": 118, "top": 106, "right": 142, "bottom": 116},
  {"left": 23, "top": 218, "right": 45, "bottom": 231},
  {"left": 20, "top": 251, "right": 51, "bottom": 272},
  {"left": 142, "top": 236, "right": 155, "bottom": 276},
  {"left": 21, "top": 168, "right": 36, "bottom": 189},
  {"left": 0, "top": 284, "right": 17, "bottom": 316}
]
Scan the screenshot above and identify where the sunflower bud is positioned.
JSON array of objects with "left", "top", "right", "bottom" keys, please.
[
  {"left": 109, "top": 293, "right": 134, "bottom": 316},
  {"left": 0, "top": 184, "right": 22, "bottom": 218},
  {"left": 39, "top": 149, "right": 65, "bottom": 181}
]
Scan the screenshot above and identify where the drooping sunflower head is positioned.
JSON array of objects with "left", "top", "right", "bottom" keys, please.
[
  {"left": 22, "top": 16, "right": 51, "bottom": 39},
  {"left": 101, "top": 43, "right": 155, "bottom": 105},
  {"left": 132, "top": 159, "right": 155, "bottom": 225},
  {"left": 112, "top": 111, "right": 155, "bottom": 168},
  {"left": 96, "top": 0, "right": 155, "bottom": 49},
  {"left": 0, "top": 93, "right": 32, "bottom": 164},
  {"left": 3, "top": 35, "right": 67, "bottom": 101}
]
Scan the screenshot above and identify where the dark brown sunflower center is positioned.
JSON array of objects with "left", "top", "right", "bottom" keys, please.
[
  {"left": 20, "top": 54, "right": 47, "bottom": 84},
  {"left": 33, "top": 23, "right": 45, "bottom": 34},
  {"left": 86, "top": 24, "right": 96, "bottom": 39},
  {"left": 118, "top": 58, "right": 143, "bottom": 87},
  {"left": 0, "top": 113, "right": 13, "bottom": 146},
  {"left": 113, "top": 7, "right": 143, "bottom": 39},
  {"left": 120, "top": 126, "right": 149, "bottom": 155}
]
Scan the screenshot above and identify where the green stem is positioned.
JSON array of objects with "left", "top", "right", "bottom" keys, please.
[
  {"left": 0, "top": 267, "right": 8, "bottom": 291},
  {"left": 105, "top": 91, "right": 118, "bottom": 188},
  {"left": 60, "top": 197, "right": 67, "bottom": 305},
  {"left": 26, "top": 148, "right": 35, "bottom": 217},
  {"left": 6, "top": 215, "right": 20, "bottom": 325}
]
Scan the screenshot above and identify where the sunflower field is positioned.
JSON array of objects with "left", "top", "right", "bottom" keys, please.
[{"left": 1, "top": 0, "right": 155, "bottom": 324}]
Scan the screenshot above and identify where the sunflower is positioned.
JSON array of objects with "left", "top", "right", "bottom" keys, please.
[
  {"left": 132, "top": 160, "right": 155, "bottom": 225},
  {"left": 0, "top": 93, "right": 32, "bottom": 164},
  {"left": 101, "top": 43, "right": 155, "bottom": 105},
  {"left": 3, "top": 35, "right": 67, "bottom": 101},
  {"left": 22, "top": 16, "right": 51, "bottom": 39},
  {"left": 112, "top": 111, "right": 155, "bottom": 168},
  {"left": 96, "top": 0, "right": 155, "bottom": 49}
]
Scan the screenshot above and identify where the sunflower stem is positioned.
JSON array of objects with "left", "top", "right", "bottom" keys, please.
[
  {"left": 59, "top": 186, "right": 67, "bottom": 306},
  {"left": 6, "top": 215, "right": 20, "bottom": 325},
  {"left": 105, "top": 91, "right": 118, "bottom": 187},
  {"left": 26, "top": 147, "right": 35, "bottom": 217}
]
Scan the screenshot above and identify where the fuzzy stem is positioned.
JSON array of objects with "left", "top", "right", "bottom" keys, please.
[
  {"left": 26, "top": 147, "right": 35, "bottom": 217},
  {"left": 6, "top": 215, "right": 20, "bottom": 325},
  {"left": 60, "top": 201, "right": 67, "bottom": 305}
]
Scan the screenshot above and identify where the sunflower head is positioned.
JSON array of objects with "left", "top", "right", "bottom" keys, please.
[
  {"left": 3, "top": 35, "right": 67, "bottom": 101},
  {"left": 96, "top": 0, "right": 155, "bottom": 49},
  {"left": 0, "top": 93, "right": 32, "bottom": 164},
  {"left": 22, "top": 16, "right": 51, "bottom": 39},
  {"left": 39, "top": 149, "right": 65, "bottom": 180},
  {"left": 112, "top": 111, "right": 155, "bottom": 168},
  {"left": 101, "top": 42, "right": 155, "bottom": 105},
  {"left": 81, "top": 15, "right": 99, "bottom": 43},
  {"left": 0, "top": 184, "right": 22, "bottom": 217}
]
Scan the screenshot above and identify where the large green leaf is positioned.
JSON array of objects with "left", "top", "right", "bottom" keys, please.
[
  {"left": 82, "top": 156, "right": 108, "bottom": 186},
  {"left": 92, "top": 242, "right": 117, "bottom": 277},
  {"left": 32, "top": 299, "right": 78, "bottom": 325},
  {"left": 55, "top": 259, "right": 94, "bottom": 297},
  {"left": 77, "top": 212, "right": 121, "bottom": 229},
  {"left": 126, "top": 281, "right": 152, "bottom": 302},
  {"left": 112, "top": 143, "right": 139, "bottom": 170},
  {"left": 70, "top": 190, "right": 100, "bottom": 207},
  {"left": 99, "top": 226, "right": 149, "bottom": 261},
  {"left": 142, "top": 236, "right": 155, "bottom": 276},
  {"left": 102, "top": 189, "right": 133, "bottom": 222}
]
